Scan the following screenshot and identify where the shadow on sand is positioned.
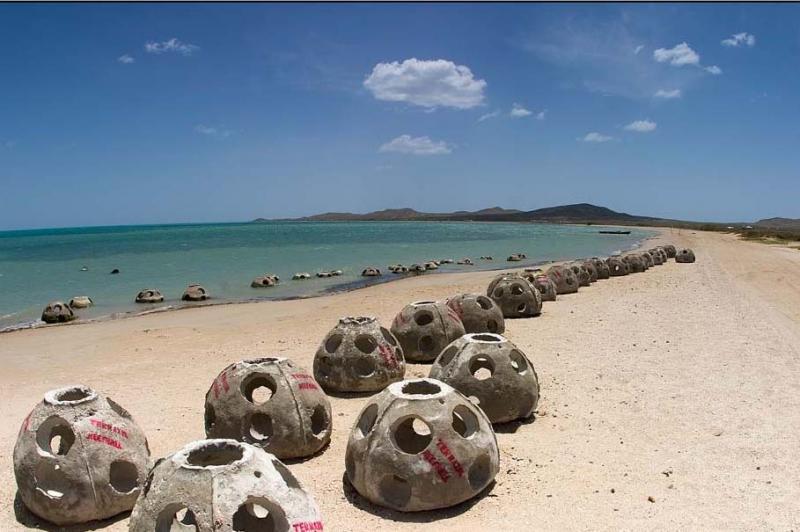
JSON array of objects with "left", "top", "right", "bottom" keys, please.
[{"left": 14, "top": 492, "right": 129, "bottom": 531}]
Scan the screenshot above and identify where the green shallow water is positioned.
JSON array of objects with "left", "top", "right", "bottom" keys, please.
[{"left": 0, "top": 221, "right": 654, "bottom": 330}]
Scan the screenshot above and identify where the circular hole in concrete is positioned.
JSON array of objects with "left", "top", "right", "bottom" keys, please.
[
  {"left": 487, "top": 319, "right": 499, "bottom": 333},
  {"left": 36, "top": 416, "right": 75, "bottom": 456},
  {"left": 355, "top": 357, "right": 375, "bottom": 377},
  {"left": 55, "top": 387, "right": 93, "bottom": 403},
  {"left": 468, "top": 454, "right": 492, "bottom": 491},
  {"left": 354, "top": 334, "right": 377, "bottom": 353},
  {"left": 392, "top": 416, "right": 432, "bottom": 454},
  {"left": 204, "top": 403, "right": 216, "bottom": 432},
  {"left": 437, "top": 345, "right": 458, "bottom": 367},
  {"left": 310, "top": 405, "right": 328, "bottom": 436},
  {"left": 509, "top": 350, "right": 528, "bottom": 374},
  {"left": 248, "top": 414, "right": 273, "bottom": 443},
  {"left": 272, "top": 459, "right": 301, "bottom": 489},
  {"left": 106, "top": 397, "right": 132, "bottom": 419},
  {"left": 402, "top": 380, "right": 441, "bottom": 395},
  {"left": 34, "top": 461, "right": 69, "bottom": 500},
  {"left": 469, "top": 355, "right": 494, "bottom": 381},
  {"left": 156, "top": 504, "right": 198, "bottom": 532},
  {"left": 109, "top": 460, "right": 139, "bottom": 494},
  {"left": 418, "top": 335, "right": 435, "bottom": 353},
  {"left": 493, "top": 287, "right": 504, "bottom": 298},
  {"left": 414, "top": 310, "right": 433, "bottom": 326},
  {"left": 380, "top": 327, "right": 397, "bottom": 346},
  {"left": 242, "top": 374, "right": 277, "bottom": 405},
  {"left": 232, "top": 497, "right": 288, "bottom": 532},
  {"left": 452, "top": 405, "right": 479, "bottom": 439},
  {"left": 379, "top": 475, "right": 411, "bottom": 508},
  {"left": 356, "top": 404, "right": 378, "bottom": 437},
  {"left": 325, "top": 334, "right": 343, "bottom": 353},
  {"left": 517, "top": 303, "right": 527, "bottom": 313},
  {"left": 511, "top": 283, "right": 524, "bottom": 295},
  {"left": 476, "top": 296, "right": 493, "bottom": 310},
  {"left": 472, "top": 334, "right": 500, "bottom": 342},
  {"left": 186, "top": 441, "right": 245, "bottom": 467}
]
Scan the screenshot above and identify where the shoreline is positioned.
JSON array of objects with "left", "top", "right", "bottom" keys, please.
[{"left": 0, "top": 228, "right": 659, "bottom": 334}]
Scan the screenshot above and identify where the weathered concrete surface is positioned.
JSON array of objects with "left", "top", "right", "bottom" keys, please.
[
  {"left": 486, "top": 274, "right": 543, "bottom": 318},
  {"left": 525, "top": 272, "right": 557, "bottom": 302},
  {"left": 446, "top": 293, "right": 505, "bottom": 334},
  {"left": 314, "top": 316, "right": 405, "bottom": 393},
  {"left": 591, "top": 257, "right": 611, "bottom": 280},
  {"left": 390, "top": 301, "right": 465, "bottom": 363},
  {"left": 546, "top": 265, "right": 579, "bottom": 294},
  {"left": 362, "top": 267, "right": 381, "bottom": 277},
  {"left": 345, "top": 378, "right": 500, "bottom": 512},
  {"left": 135, "top": 289, "right": 164, "bottom": 303},
  {"left": 251, "top": 275, "right": 278, "bottom": 288},
  {"left": 582, "top": 261, "right": 599, "bottom": 283},
  {"left": 205, "top": 358, "right": 332, "bottom": 460},
  {"left": 429, "top": 333, "right": 539, "bottom": 424},
  {"left": 567, "top": 263, "right": 591, "bottom": 287},
  {"left": 664, "top": 243, "right": 677, "bottom": 258},
  {"left": 129, "top": 439, "right": 323, "bottom": 532},
  {"left": 606, "top": 257, "right": 629, "bottom": 276},
  {"left": 623, "top": 254, "right": 646, "bottom": 273},
  {"left": 182, "top": 284, "right": 210, "bottom": 301},
  {"left": 40, "top": 301, "right": 76, "bottom": 324},
  {"left": 68, "top": 296, "right": 93, "bottom": 309},
  {"left": 676, "top": 248, "right": 697, "bottom": 263},
  {"left": 13, "top": 385, "right": 150, "bottom": 525}
]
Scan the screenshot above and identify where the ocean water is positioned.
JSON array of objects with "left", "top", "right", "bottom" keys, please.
[{"left": 0, "top": 221, "right": 654, "bottom": 331}]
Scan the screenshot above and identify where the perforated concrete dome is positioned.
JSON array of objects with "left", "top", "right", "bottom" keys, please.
[
  {"left": 675, "top": 248, "right": 696, "bottom": 263},
  {"left": 182, "top": 284, "right": 210, "bottom": 301},
  {"left": 345, "top": 378, "right": 499, "bottom": 512},
  {"left": 487, "top": 273, "right": 542, "bottom": 318},
  {"left": 582, "top": 261, "right": 599, "bottom": 283},
  {"left": 567, "top": 263, "right": 591, "bottom": 287},
  {"left": 41, "top": 301, "right": 76, "bottom": 324},
  {"left": 135, "top": 288, "right": 164, "bottom": 303},
  {"left": 362, "top": 267, "right": 381, "bottom": 277},
  {"left": 664, "top": 244, "right": 677, "bottom": 258},
  {"left": 13, "top": 385, "right": 150, "bottom": 525},
  {"left": 314, "top": 316, "right": 405, "bottom": 393},
  {"left": 390, "top": 301, "right": 465, "bottom": 363},
  {"left": 546, "top": 265, "right": 579, "bottom": 294},
  {"left": 640, "top": 252, "right": 654, "bottom": 269},
  {"left": 623, "top": 254, "right": 646, "bottom": 273},
  {"left": 251, "top": 275, "right": 278, "bottom": 288},
  {"left": 528, "top": 273, "right": 557, "bottom": 302},
  {"left": 129, "top": 439, "right": 323, "bottom": 532},
  {"left": 648, "top": 249, "right": 664, "bottom": 265},
  {"left": 68, "top": 296, "right": 93, "bottom": 309},
  {"left": 445, "top": 293, "right": 505, "bottom": 335},
  {"left": 429, "top": 333, "right": 539, "bottom": 424},
  {"left": 204, "top": 358, "right": 332, "bottom": 460},
  {"left": 606, "top": 257, "right": 629, "bottom": 276}
]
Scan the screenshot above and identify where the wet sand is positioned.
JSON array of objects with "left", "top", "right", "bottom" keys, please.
[{"left": 2, "top": 228, "right": 800, "bottom": 530}]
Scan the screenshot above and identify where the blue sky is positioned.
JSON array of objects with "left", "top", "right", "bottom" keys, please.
[{"left": 1, "top": 3, "right": 798, "bottom": 229}]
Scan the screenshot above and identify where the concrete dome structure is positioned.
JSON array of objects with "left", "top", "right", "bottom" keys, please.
[
  {"left": 606, "top": 257, "right": 629, "bottom": 276},
  {"left": 623, "top": 254, "right": 646, "bottom": 273},
  {"left": 204, "top": 358, "right": 332, "bottom": 460},
  {"left": 567, "top": 263, "right": 591, "bottom": 287},
  {"left": 361, "top": 267, "right": 381, "bottom": 277},
  {"left": 486, "top": 273, "right": 542, "bottom": 318},
  {"left": 528, "top": 273, "right": 557, "bottom": 302},
  {"left": 390, "top": 301, "right": 465, "bottom": 363},
  {"left": 590, "top": 257, "right": 611, "bottom": 280},
  {"left": 345, "top": 378, "right": 499, "bottom": 512},
  {"left": 546, "top": 265, "right": 579, "bottom": 294},
  {"left": 313, "top": 316, "right": 405, "bottom": 393},
  {"left": 445, "top": 293, "right": 505, "bottom": 335},
  {"left": 676, "top": 248, "right": 696, "bottom": 263},
  {"left": 664, "top": 244, "right": 677, "bottom": 258},
  {"left": 182, "top": 284, "right": 210, "bottom": 301},
  {"left": 13, "top": 385, "right": 150, "bottom": 525},
  {"left": 429, "top": 333, "right": 539, "bottom": 424},
  {"left": 129, "top": 439, "right": 323, "bottom": 532},
  {"left": 41, "top": 301, "right": 76, "bottom": 324},
  {"left": 68, "top": 296, "right": 93, "bottom": 309},
  {"left": 135, "top": 288, "right": 164, "bottom": 303},
  {"left": 251, "top": 275, "right": 278, "bottom": 288}
]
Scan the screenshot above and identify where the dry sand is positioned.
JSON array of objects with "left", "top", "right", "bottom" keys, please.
[{"left": 2, "top": 228, "right": 800, "bottom": 530}]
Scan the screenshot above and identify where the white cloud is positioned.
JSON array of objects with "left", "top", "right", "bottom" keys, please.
[
  {"left": 722, "top": 32, "right": 756, "bottom": 47},
  {"left": 379, "top": 134, "right": 451, "bottom": 155},
  {"left": 510, "top": 103, "right": 532, "bottom": 118},
  {"left": 194, "top": 124, "right": 232, "bottom": 138},
  {"left": 624, "top": 119, "right": 657, "bottom": 132},
  {"left": 634, "top": 45, "right": 645, "bottom": 55},
  {"left": 653, "top": 42, "right": 700, "bottom": 66},
  {"left": 117, "top": 54, "right": 135, "bottom": 64},
  {"left": 704, "top": 65, "right": 723, "bottom": 75},
  {"left": 145, "top": 38, "right": 199, "bottom": 56},
  {"left": 477, "top": 110, "right": 501, "bottom": 122},
  {"left": 654, "top": 88, "right": 682, "bottom": 99},
  {"left": 581, "top": 132, "right": 613, "bottom": 143},
  {"left": 363, "top": 58, "right": 486, "bottom": 109},
  {"left": 536, "top": 109, "right": 547, "bottom": 120}
]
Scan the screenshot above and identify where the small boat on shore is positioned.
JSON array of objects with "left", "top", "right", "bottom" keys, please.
[{"left": 598, "top": 230, "right": 631, "bottom": 235}]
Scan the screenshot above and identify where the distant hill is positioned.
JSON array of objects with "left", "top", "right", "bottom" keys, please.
[
  {"left": 755, "top": 217, "right": 800, "bottom": 230},
  {"left": 254, "top": 203, "right": 660, "bottom": 224}
]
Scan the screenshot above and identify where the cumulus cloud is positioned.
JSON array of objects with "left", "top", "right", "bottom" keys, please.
[
  {"left": 624, "top": 119, "right": 657, "bottom": 132},
  {"left": 704, "top": 65, "right": 723, "bottom": 75},
  {"left": 194, "top": 124, "right": 232, "bottom": 138},
  {"left": 379, "top": 134, "right": 451, "bottom": 155},
  {"left": 536, "top": 109, "right": 547, "bottom": 120},
  {"left": 634, "top": 45, "right": 644, "bottom": 55},
  {"left": 477, "top": 110, "right": 501, "bottom": 122},
  {"left": 117, "top": 54, "right": 135, "bottom": 64},
  {"left": 722, "top": 32, "right": 756, "bottom": 47},
  {"left": 509, "top": 103, "right": 532, "bottom": 118},
  {"left": 364, "top": 58, "right": 486, "bottom": 109},
  {"left": 145, "top": 38, "right": 199, "bottom": 55},
  {"left": 581, "top": 132, "right": 613, "bottom": 143},
  {"left": 654, "top": 88, "right": 682, "bottom": 99},
  {"left": 653, "top": 42, "right": 700, "bottom": 66}
]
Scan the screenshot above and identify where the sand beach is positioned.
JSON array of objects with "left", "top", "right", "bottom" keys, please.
[{"left": 3, "top": 228, "right": 800, "bottom": 530}]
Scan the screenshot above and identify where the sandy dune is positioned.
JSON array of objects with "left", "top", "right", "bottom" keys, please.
[{"left": 2, "top": 229, "right": 800, "bottom": 530}]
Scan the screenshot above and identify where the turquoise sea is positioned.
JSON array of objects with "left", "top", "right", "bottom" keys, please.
[{"left": 0, "top": 221, "right": 654, "bottom": 331}]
